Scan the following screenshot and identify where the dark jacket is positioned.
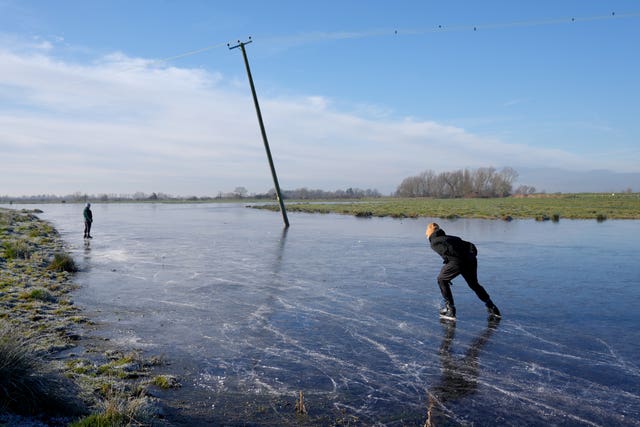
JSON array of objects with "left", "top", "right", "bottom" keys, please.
[
  {"left": 429, "top": 229, "right": 477, "bottom": 264},
  {"left": 83, "top": 207, "right": 93, "bottom": 222}
]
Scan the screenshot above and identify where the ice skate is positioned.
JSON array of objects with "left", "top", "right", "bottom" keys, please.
[
  {"left": 439, "top": 303, "right": 456, "bottom": 321},
  {"left": 486, "top": 301, "right": 501, "bottom": 319}
]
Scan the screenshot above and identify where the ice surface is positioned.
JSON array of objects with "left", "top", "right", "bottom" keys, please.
[{"left": 11, "top": 202, "right": 640, "bottom": 426}]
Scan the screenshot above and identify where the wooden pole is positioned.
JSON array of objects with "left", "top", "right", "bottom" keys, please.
[{"left": 229, "top": 38, "right": 290, "bottom": 228}]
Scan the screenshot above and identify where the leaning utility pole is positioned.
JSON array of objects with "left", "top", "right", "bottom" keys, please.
[{"left": 228, "top": 37, "right": 289, "bottom": 228}]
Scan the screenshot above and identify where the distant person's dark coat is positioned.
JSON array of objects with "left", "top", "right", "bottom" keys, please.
[{"left": 83, "top": 206, "right": 93, "bottom": 223}]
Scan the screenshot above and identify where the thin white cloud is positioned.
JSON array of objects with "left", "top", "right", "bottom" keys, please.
[
  {"left": 503, "top": 98, "right": 529, "bottom": 107},
  {"left": 0, "top": 37, "right": 627, "bottom": 196},
  {"left": 260, "top": 29, "right": 393, "bottom": 53}
]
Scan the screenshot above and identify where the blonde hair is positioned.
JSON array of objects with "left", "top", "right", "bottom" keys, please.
[{"left": 426, "top": 222, "right": 440, "bottom": 238}]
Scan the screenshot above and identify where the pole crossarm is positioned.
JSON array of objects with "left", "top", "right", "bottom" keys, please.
[{"left": 227, "top": 38, "right": 252, "bottom": 50}]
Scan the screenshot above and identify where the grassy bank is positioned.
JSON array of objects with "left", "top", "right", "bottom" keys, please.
[
  {"left": 0, "top": 208, "right": 177, "bottom": 426},
  {"left": 253, "top": 193, "right": 640, "bottom": 220}
]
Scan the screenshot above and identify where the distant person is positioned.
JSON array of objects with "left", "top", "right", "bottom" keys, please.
[
  {"left": 83, "top": 203, "right": 93, "bottom": 239},
  {"left": 426, "top": 222, "right": 500, "bottom": 320}
]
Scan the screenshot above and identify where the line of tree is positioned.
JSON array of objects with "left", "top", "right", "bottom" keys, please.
[
  {"left": 0, "top": 192, "right": 202, "bottom": 203},
  {"left": 256, "top": 187, "right": 382, "bottom": 200},
  {"left": 395, "top": 167, "right": 520, "bottom": 198},
  {"left": 0, "top": 187, "right": 383, "bottom": 204}
]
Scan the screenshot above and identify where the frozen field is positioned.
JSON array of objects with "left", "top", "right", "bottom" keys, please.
[{"left": 17, "top": 203, "right": 640, "bottom": 426}]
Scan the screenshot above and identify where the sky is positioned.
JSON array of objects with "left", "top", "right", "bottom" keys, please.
[{"left": 1, "top": 0, "right": 639, "bottom": 196}]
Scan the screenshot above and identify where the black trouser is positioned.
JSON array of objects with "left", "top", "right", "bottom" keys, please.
[
  {"left": 437, "top": 257, "right": 490, "bottom": 307},
  {"left": 84, "top": 220, "right": 92, "bottom": 237}
]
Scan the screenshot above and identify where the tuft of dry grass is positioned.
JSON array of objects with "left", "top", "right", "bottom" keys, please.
[
  {"left": 151, "top": 374, "right": 181, "bottom": 389},
  {"left": 48, "top": 252, "right": 78, "bottom": 273},
  {"left": 2, "top": 239, "right": 32, "bottom": 260},
  {"left": 295, "top": 390, "right": 307, "bottom": 415},
  {"left": 69, "top": 382, "right": 160, "bottom": 427},
  {"left": 0, "top": 322, "right": 83, "bottom": 416}
]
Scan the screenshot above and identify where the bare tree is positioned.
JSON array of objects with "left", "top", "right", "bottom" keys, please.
[
  {"left": 492, "top": 167, "right": 519, "bottom": 197},
  {"left": 514, "top": 185, "right": 536, "bottom": 195},
  {"left": 396, "top": 167, "right": 521, "bottom": 198},
  {"left": 233, "top": 187, "right": 248, "bottom": 199}
]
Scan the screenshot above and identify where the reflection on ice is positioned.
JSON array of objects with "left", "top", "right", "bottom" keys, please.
[
  {"left": 14, "top": 203, "right": 640, "bottom": 426},
  {"left": 93, "top": 248, "right": 129, "bottom": 262},
  {"left": 427, "top": 318, "right": 500, "bottom": 426}
]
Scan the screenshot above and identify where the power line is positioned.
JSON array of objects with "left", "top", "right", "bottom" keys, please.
[
  {"left": 6, "top": 11, "right": 638, "bottom": 94},
  {"left": 149, "top": 41, "right": 229, "bottom": 66},
  {"left": 402, "top": 11, "right": 640, "bottom": 35},
  {"left": 157, "top": 11, "right": 639, "bottom": 64}
]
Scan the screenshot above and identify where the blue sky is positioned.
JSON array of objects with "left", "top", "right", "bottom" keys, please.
[{"left": 1, "top": 0, "right": 639, "bottom": 196}]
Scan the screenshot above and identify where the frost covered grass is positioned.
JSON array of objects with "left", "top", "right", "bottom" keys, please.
[
  {"left": 254, "top": 193, "right": 640, "bottom": 220},
  {"left": 0, "top": 323, "right": 83, "bottom": 416},
  {"left": 0, "top": 208, "right": 177, "bottom": 426},
  {"left": 48, "top": 252, "right": 78, "bottom": 273},
  {"left": 68, "top": 384, "right": 159, "bottom": 427},
  {"left": 151, "top": 374, "right": 181, "bottom": 390},
  {"left": 2, "top": 238, "right": 32, "bottom": 260}
]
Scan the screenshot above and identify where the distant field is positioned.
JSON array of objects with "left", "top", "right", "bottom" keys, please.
[{"left": 254, "top": 193, "right": 640, "bottom": 220}]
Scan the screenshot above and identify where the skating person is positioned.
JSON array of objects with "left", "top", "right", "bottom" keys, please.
[
  {"left": 426, "top": 222, "right": 500, "bottom": 320},
  {"left": 83, "top": 203, "right": 93, "bottom": 239}
]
